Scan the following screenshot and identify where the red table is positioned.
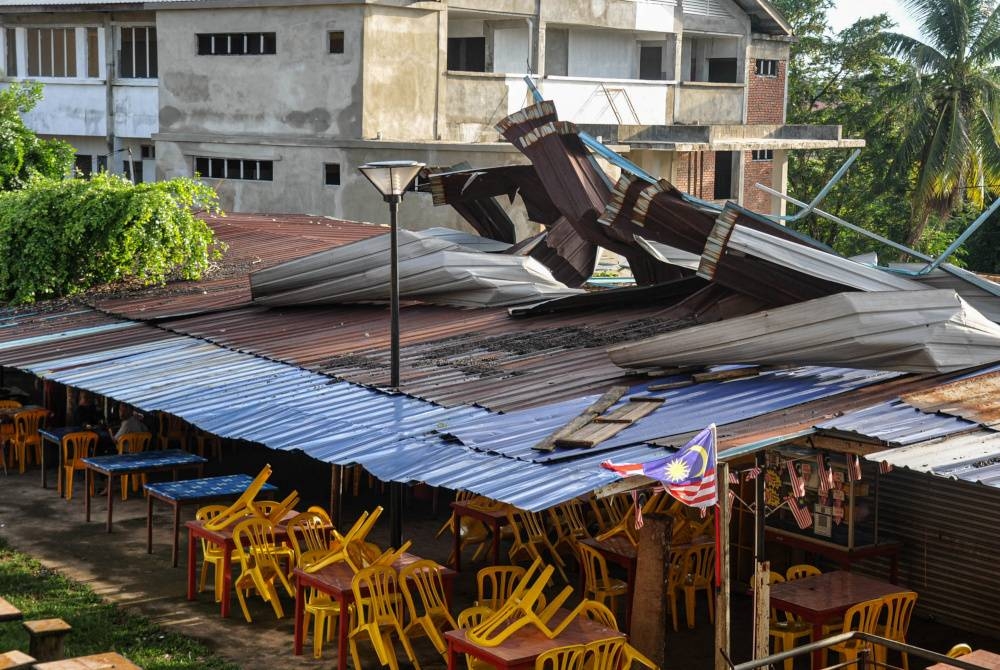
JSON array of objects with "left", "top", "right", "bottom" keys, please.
[
  {"left": 445, "top": 611, "right": 623, "bottom": 670},
  {"left": 928, "top": 649, "right": 1000, "bottom": 669},
  {"left": 451, "top": 500, "right": 509, "bottom": 572},
  {"left": 769, "top": 570, "right": 905, "bottom": 668},
  {"left": 292, "top": 553, "right": 455, "bottom": 670}
]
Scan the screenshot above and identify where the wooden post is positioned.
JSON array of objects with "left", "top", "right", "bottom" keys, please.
[
  {"left": 715, "top": 461, "right": 731, "bottom": 670},
  {"left": 330, "top": 464, "right": 342, "bottom": 530},
  {"left": 65, "top": 386, "right": 77, "bottom": 426},
  {"left": 23, "top": 618, "right": 72, "bottom": 662},
  {"left": 753, "top": 560, "right": 771, "bottom": 661},
  {"left": 630, "top": 511, "right": 673, "bottom": 668}
]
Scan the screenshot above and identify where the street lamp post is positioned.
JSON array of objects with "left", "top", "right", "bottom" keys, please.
[{"left": 358, "top": 159, "right": 424, "bottom": 549}]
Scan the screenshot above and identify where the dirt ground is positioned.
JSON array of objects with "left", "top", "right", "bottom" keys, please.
[{"left": 0, "top": 454, "right": 997, "bottom": 670}]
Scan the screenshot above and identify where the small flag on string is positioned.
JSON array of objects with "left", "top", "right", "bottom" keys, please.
[
  {"left": 745, "top": 465, "right": 762, "bottom": 481},
  {"left": 729, "top": 471, "right": 740, "bottom": 484},
  {"left": 631, "top": 490, "right": 644, "bottom": 530},
  {"left": 727, "top": 489, "right": 736, "bottom": 514},
  {"left": 787, "top": 461, "right": 805, "bottom": 497},
  {"left": 879, "top": 460, "right": 893, "bottom": 474},
  {"left": 816, "top": 454, "right": 832, "bottom": 495},
  {"left": 785, "top": 495, "right": 813, "bottom": 529},
  {"left": 846, "top": 454, "right": 862, "bottom": 482}
]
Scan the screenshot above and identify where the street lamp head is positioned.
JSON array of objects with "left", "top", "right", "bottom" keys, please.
[{"left": 358, "top": 160, "right": 426, "bottom": 202}]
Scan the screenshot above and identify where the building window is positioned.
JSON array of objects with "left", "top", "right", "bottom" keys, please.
[
  {"left": 751, "top": 149, "right": 774, "bottom": 161},
  {"left": 140, "top": 144, "right": 155, "bottom": 159},
  {"left": 26, "top": 28, "right": 77, "bottom": 77},
  {"left": 74, "top": 154, "right": 93, "bottom": 177},
  {"left": 5, "top": 28, "right": 17, "bottom": 76},
  {"left": 194, "top": 156, "right": 274, "bottom": 181},
  {"left": 120, "top": 26, "right": 157, "bottom": 78},
  {"left": 447, "top": 37, "right": 485, "bottom": 72},
  {"left": 328, "top": 31, "right": 344, "bottom": 54},
  {"left": 123, "top": 159, "right": 143, "bottom": 183},
  {"left": 324, "top": 163, "right": 341, "bottom": 186},
  {"left": 197, "top": 32, "right": 276, "bottom": 56},
  {"left": 755, "top": 59, "right": 777, "bottom": 77},
  {"left": 86, "top": 27, "right": 99, "bottom": 77}
]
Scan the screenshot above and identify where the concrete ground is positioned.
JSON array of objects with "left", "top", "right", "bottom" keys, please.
[{"left": 0, "top": 454, "right": 997, "bottom": 670}]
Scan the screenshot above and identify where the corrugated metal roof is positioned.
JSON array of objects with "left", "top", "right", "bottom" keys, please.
[
  {"left": 867, "top": 430, "right": 1000, "bottom": 487},
  {"left": 815, "top": 400, "right": 979, "bottom": 446},
  {"left": 901, "top": 370, "right": 1000, "bottom": 427}
]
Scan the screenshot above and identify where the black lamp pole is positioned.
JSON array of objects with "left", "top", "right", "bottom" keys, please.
[{"left": 387, "top": 194, "right": 401, "bottom": 390}]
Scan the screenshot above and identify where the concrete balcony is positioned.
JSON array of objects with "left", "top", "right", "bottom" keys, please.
[
  {"left": 11, "top": 79, "right": 158, "bottom": 139},
  {"left": 674, "top": 81, "right": 744, "bottom": 125}
]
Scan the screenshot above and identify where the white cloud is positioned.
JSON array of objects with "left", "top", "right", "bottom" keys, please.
[{"left": 827, "top": 0, "right": 924, "bottom": 39}]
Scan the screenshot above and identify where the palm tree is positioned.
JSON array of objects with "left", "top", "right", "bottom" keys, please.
[{"left": 882, "top": 0, "right": 1000, "bottom": 247}]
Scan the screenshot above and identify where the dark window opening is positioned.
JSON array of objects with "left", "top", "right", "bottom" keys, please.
[
  {"left": 196, "top": 32, "right": 276, "bottom": 56},
  {"left": 74, "top": 154, "right": 92, "bottom": 177},
  {"left": 639, "top": 46, "right": 664, "bottom": 81},
  {"left": 194, "top": 156, "right": 274, "bottom": 181},
  {"left": 120, "top": 26, "right": 157, "bottom": 78},
  {"left": 140, "top": 144, "right": 155, "bottom": 159},
  {"left": 755, "top": 59, "right": 777, "bottom": 77},
  {"left": 447, "top": 37, "right": 485, "bottom": 72},
  {"left": 707, "top": 58, "right": 738, "bottom": 83},
  {"left": 329, "top": 31, "right": 344, "bottom": 54},
  {"left": 714, "top": 151, "right": 733, "bottom": 200},
  {"left": 751, "top": 149, "right": 773, "bottom": 161},
  {"left": 5, "top": 28, "right": 16, "bottom": 77},
  {"left": 324, "top": 163, "right": 341, "bottom": 186},
  {"left": 123, "top": 159, "right": 143, "bottom": 183},
  {"left": 96, "top": 155, "right": 108, "bottom": 172}
]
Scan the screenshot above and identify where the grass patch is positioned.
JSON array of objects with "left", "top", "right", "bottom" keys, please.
[{"left": 0, "top": 536, "right": 238, "bottom": 669}]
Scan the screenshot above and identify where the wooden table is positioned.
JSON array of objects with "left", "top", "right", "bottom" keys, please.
[
  {"left": 451, "top": 500, "right": 509, "bottom": 572},
  {"left": 33, "top": 651, "right": 141, "bottom": 669},
  {"left": 766, "top": 527, "right": 903, "bottom": 583},
  {"left": 769, "top": 570, "right": 905, "bottom": 668},
  {"left": 445, "top": 610, "right": 623, "bottom": 670},
  {"left": 82, "top": 449, "right": 206, "bottom": 532},
  {"left": 928, "top": 649, "right": 1000, "bottom": 669},
  {"left": 292, "top": 553, "right": 456, "bottom": 670},
  {"left": 144, "top": 474, "right": 278, "bottom": 567}
]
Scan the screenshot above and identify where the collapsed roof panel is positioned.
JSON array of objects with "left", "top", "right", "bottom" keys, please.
[
  {"left": 249, "top": 229, "right": 582, "bottom": 308},
  {"left": 608, "top": 289, "right": 1000, "bottom": 374}
]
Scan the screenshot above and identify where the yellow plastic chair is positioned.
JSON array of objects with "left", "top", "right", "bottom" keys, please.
[
  {"left": 448, "top": 516, "right": 491, "bottom": 567},
  {"left": 675, "top": 544, "right": 715, "bottom": 629},
  {"left": 507, "top": 508, "right": 568, "bottom": 581},
  {"left": 535, "top": 644, "right": 585, "bottom": 670},
  {"left": 299, "top": 548, "right": 342, "bottom": 659},
  {"left": 306, "top": 506, "right": 384, "bottom": 573},
  {"left": 203, "top": 465, "right": 273, "bottom": 531},
  {"left": 876, "top": 591, "right": 918, "bottom": 670},
  {"left": 232, "top": 517, "right": 294, "bottom": 623},
  {"left": 822, "top": 597, "right": 885, "bottom": 668},
  {"left": 457, "top": 606, "right": 496, "bottom": 670},
  {"left": 594, "top": 499, "right": 638, "bottom": 547},
  {"left": 0, "top": 400, "right": 21, "bottom": 474},
  {"left": 305, "top": 505, "right": 333, "bottom": 526},
  {"left": 763, "top": 572, "right": 810, "bottom": 670},
  {"left": 0, "top": 400, "right": 22, "bottom": 408},
  {"left": 947, "top": 644, "right": 973, "bottom": 658},
  {"left": 785, "top": 564, "right": 821, "bottom": 581},
  {"left": 400, "top": 559, "right": 457, "bottom": 656},
  {"left": 61, "top": 431, "right": 97, "bottom": 501},
  {"left": 13, "top": 408, "right": 47, "bottom": 474},
  {"left": 549, "top": 501, "right": 591, "bottom": 559},
  {"left": 578, "top": 600, "right": 658, "bottom": 670},
  {"left": 157, "top": 412, "right": 188, "bottom": 450},
  {"left": 116, "top": 431, "right": 152, "bottom": 500},
  {"left": 583, "top": 637, "right": 625, "bottom": 670},
  {"left": 476, "top": 565, "right": 525, "bottom": 611},
  {"left": 250, "top": 490, "right": 300, "bottom": 523},
  {"left": 435, "top": 490, "right": 477, "bottom": 538},
  {"left": 348, "top": 564, "right": 422, "bottom": 670},
  {"left": 286, "top": 510, "right": 331, "bottom": 565},
  {"left": 196, "top": 504, "right": 229, "bottom": 601},
  {"left": 577, "top": 542, "right": 627, "bottom": 615}
]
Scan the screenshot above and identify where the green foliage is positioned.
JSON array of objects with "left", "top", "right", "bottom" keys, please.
[
  {"left": 0, "top": 82, "right": 75, "bottom": 189},
  {"left": 0, "top": 173, "right": 224, "bottom": 304},
  {"left": 0, "top": 537, "right": 237, "bottom": 669}
]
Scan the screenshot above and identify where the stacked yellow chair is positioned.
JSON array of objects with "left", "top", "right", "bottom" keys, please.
[
  {"left": 476, "top": 565, "right": 526, "bottom": 611},
  {"left": 548, "top": 500, "right": 591, "bottom": 560},
  {"left": 400, "top": 559, "right": 457, "bottom": 656},
  {"left": 506, "top": 508, "right": 568, "bottom": 581},
  {"left": 348, "top": 564, "right": 422, "bottom": 670},
  {"left": 232, "top": 516, "right": 294, "bottom": 623}
]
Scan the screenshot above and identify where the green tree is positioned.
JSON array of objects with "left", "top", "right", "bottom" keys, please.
[
  {"left": 882, "top": 0, "right": 1000, "bottom": 246},
  {"left": 0, "top": 82, "right": 75, "bottom": 189},
  {"left": 0, "top": 173, "right": 225, "bottom": 304}
]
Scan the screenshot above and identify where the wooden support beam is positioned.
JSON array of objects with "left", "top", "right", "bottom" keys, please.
[
  {"left": 715, "top": 461, "right": 731, "bottom": 670},
  {"left": 533, "top": 386, "right": 627, "bottom": 451},
  {"left": 630, "top": 512, "right": 673, "bottom": 668}
]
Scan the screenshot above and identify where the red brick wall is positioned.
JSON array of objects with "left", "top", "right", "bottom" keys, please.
[
  {"left": 743, "top": 151, "right": 773, "bottom": 213},
  {"left": 747, "top": 58, "right": 786, "bottom": 124},
  {"left": 673, "top": 151, "right": 716, "bottom": 200}
]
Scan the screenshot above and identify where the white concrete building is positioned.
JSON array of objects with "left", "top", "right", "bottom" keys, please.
[{"left": 0, "top": 0, "right": 861, "bottom": 233}]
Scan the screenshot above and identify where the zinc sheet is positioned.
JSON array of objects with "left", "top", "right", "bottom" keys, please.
[
  {"left": 866, "top": 430, "right": 1000, "bottom": 486},
  {"left": 816, "top": 400, "right": 979, "bottom": 446}
]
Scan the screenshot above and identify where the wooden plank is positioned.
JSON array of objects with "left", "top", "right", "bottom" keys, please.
[
  {"left": 533, "top": 386, "right": 628, "bottom": 451},
  {"left": 647, "top": 379, "right": 694, "bottom": 391},
  {"left": 692, "top": 367, "right": 760, "bottom": 383},
  {"left": 557, "top": 397, "right": 664, "bottom": 447}
]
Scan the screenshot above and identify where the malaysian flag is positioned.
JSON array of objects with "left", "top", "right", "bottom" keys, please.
[
  {"left": 879, "top": 460, "right": 893, "bottom": 474},
  {"left": 745, "top": 465, "right": 762, "bottom": 481},
  {"left": 787, "top": 461, "right": 805, "bottom": 497},
  {"left": 729, "top": 471, "right": 740, "bottom": 484},
  {"left": 785, "top": 495, "right": 813, "bottom": 529},
  {"left": 847, "top": 454, "right": 862, "bottom": 482},
  {"left": 631, "top": 490, "right": 644, "bottom": 529},
  {"left": 602, "top": 424, "right": 718, "bottom": 509},
  {"left": 816, "top": 454, "right": 833, "bottom": 495}
]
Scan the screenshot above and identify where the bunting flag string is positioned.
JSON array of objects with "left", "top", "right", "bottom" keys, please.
[{"left": 787, "top": 461, "right": 805, "bottom": 497}]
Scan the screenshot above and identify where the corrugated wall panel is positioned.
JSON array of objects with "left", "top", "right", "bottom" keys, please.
[{"left": 878, "top": 469, "right": 1000, "bottom": 637}]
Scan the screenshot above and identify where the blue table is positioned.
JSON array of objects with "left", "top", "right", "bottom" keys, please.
[
  {"left": 38, "top": 426, "right": 110, "bottom": 495},
  {"left": 81, "top": 449, "right": 207, "bottom": 532},
  {"left": 144, "top": 474, "right": 278, "bottom": 567}
]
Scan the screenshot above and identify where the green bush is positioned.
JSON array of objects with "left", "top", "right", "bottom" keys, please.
[
  {"left": 0, "top": 82, "right": 75, "bottom": 189},
  {"left": 0, "top": 172, "right": 224, "bottom": 304}
]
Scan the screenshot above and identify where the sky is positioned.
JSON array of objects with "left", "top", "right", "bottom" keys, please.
[{"left": 827, "top": 0, "right": 924, "bottom": 39}]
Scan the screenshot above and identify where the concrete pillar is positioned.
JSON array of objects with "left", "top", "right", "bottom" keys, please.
[
  {"left": 772, "top": 149, "right": 789, "bottom": 217},
  {"left": 533, "top": 19, "right": 545, "bottom": 76}
]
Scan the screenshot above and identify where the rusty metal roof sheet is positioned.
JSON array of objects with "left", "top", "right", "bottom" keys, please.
[
  {"left": 866, "top": 430, "right": 1000, "bottom": 486},
  {"left": 900, "top": 370, "right": 1000, "bottom": 427},
  {"left": 816, "top": 400, "right": 980, "bottom": 446}
]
